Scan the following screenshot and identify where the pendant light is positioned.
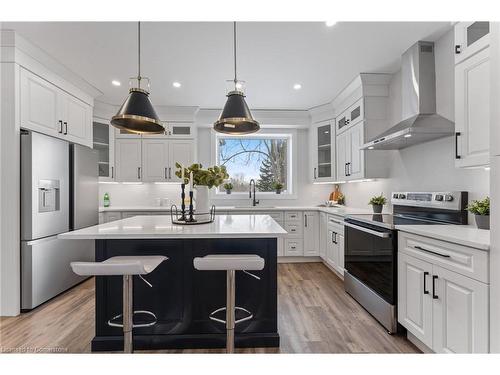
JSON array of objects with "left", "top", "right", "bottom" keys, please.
[
  {"left": 214, "top": 22, "right": 260, "bottom": 134},
  {"left": 111, "top": 22, "right": 164, "bottom": 134}
]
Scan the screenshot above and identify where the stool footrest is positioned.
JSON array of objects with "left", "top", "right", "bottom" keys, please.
[
  {"left": 108, "top": 310, "right": 157, "bottom": 328},
  {"left": 209, "top": 306, "right": 253, "bottom": 325}
]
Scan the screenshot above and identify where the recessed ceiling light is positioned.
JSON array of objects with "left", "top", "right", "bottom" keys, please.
[
  {"left": 404, "top": 134, "right": 412, "bottom": 138},
  {"left": 111, "top": 80, "right": 121, "bottom": 86},
  {"left": 172, "top": 82, "right": 181, "bottom": 88},
  {"left": 325, "top": 21, "right": 337, "bottom": 27},
  {"left": 293, "top": 83, "right": 302, "bottom": 90},
  {"left": 368, "top": 146, "right": 374, "bottom": 150}
]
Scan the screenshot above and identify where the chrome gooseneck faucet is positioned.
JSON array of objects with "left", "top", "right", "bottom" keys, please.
[{"left": 249, "top": 179, "right": 259, "bottom": 207}]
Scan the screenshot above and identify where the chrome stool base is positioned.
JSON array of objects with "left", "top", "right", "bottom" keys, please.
[
  {"left": 108, "top": 310, "right": 158, "bottom": 328},
  {"left": 209, "top": 306, "right": 253, "bottom": 325}
]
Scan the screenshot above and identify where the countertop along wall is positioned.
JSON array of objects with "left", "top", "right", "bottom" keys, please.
[{"left": 338, "top": 29, "right": 490, "bottom": 217}]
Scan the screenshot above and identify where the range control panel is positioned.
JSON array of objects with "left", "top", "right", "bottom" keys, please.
[{"left": 391, "top": 191, "right": 467, "bottom": 211}]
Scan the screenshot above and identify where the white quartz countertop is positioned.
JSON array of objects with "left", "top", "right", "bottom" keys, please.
[
  {"left": 395, "top": 225, "right": 490, "bottom": 251},
  {"left": 60, "top": 214, "right": 287, "bottom": 240},
  {"left": 99, "top": 205, "right": 377, "bottom": 217}
]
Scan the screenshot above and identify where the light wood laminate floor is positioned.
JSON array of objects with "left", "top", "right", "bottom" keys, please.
[{"left": 0, "top": 262, "right": 419, "bottom": 354}]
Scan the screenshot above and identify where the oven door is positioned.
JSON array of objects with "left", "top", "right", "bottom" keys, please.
[{"left": 344, "top": 219, "right": 397, "bottom": 305}]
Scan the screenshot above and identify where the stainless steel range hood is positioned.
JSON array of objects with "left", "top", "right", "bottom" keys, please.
[{"left": 362, "top": 41, "right": 454, "bottom": 150}]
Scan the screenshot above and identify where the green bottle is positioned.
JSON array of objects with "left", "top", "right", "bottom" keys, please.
[{"left": 103, "top": 192, "right": 110, "bottom": 208}]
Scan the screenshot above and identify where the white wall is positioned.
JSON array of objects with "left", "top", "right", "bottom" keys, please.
[{"left": 339, "top": 29, "right": 489, "bottom": 219}]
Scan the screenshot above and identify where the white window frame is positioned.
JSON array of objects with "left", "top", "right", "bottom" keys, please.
[{"left": 210, "top": 129, "right": 298, "bottom": 200}]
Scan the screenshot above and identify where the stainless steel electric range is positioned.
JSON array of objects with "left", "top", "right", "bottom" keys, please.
[{"left": 343, "top": 191, "right": 468, "bottom": 334}]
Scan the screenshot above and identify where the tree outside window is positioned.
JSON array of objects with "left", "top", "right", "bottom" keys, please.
[{"left": 217, "top": 136, "right": 289, "bottom": 193}]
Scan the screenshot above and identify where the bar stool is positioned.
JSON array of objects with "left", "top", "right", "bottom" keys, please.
[
  {"left": 193, "top": 254, "right": 265, "bottom": 353},
  {"left": 71, "top": 255, "right": 167, "bottom": 353}
]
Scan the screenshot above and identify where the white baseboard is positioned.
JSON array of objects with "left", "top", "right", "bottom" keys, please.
[{"left": 407, "top": 331, "right": 433, "bottom": 353}]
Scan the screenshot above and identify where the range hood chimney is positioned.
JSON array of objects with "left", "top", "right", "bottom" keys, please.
[{"left": 362, "top": 41, "right": 454, "bottom": 150}]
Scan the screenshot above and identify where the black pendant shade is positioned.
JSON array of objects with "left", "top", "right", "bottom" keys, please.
[
  {"left": 214, "top": 90, "right": 260, "bottom": 134},
  {"left": 111, "top": 88, "right": 164, "bottom": 134}
]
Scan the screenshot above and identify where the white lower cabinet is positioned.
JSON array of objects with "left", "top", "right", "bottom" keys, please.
[
  {"left": 398, "top": 233, "right": 489, "bottom": 353},
  {"left": 325, "top": 215, "right": 344, "bottom": 275},
  {"left": 432, "top": 265, "right": 489, "bottom": 353},
  {"left": 303, "top": 211, "right": 319, "bottom": 256},
  {"left": 398, "top": 252, "right": 434, "bottom": 348},
  {"left": 319, "top": 212, "right": 327, "bottom": 260}
]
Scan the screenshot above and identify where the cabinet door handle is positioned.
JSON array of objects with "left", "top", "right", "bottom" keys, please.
[
  {"left": 344, "top": 163, "right": 348, "bottom": 176},
  {"left": 63, "top": 121, "right": 68, "bottom": 135},
  {"left": 164, "top": 167, "right": 168, "bottom": 179},
  {"left": 304, "top": 215, "right": 308, "bottom": 227},
  {"left": 331, "top": 232, "right": 337, "bottom": 244},
  {"left": 432, "top": 275, "right": 439, "bottom": 299},
  {"left": 414, "top": 245, "right": 450, "bottom": 258},
  {"left": 455, "top": 132, "right": 461, "bottom": 159},
  {"left": 423, "top": 271, "right": 429, "bottom": 295},
  {"left": 58, "top": 120, "right": 63, "bottom": 133},
  {"left": 313, "top": 167, "right": 317, "bottom": 179},
  {"left": 138, "top": 167, "right": 141, "bottom": 180},
  {"left": 169, "top": 167, "right": 172, "bottom": 179},
  {"left": 455, "top": 44, "right": 461, "bottom": 54},
  {"left": 111, "top": 166, "right": 114, "bottom": 179}
]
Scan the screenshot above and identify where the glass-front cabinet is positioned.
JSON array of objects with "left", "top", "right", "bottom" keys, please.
[
  {"left": 455, "top": 21, "right": 490, "bottom": 64},
  {"left": 312, "top": 120, "right": 335, "bottom": 182},
  {"left": 93, "top": 119, "right": 115, "bottom": 180}
]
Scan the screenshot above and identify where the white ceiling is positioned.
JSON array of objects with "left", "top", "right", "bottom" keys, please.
[{"left": 3, "top": 22, "right": 453, "bottom": 110}]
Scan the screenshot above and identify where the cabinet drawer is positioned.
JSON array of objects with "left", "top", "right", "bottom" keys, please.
[
  {"left": 327, "top": 215, "right": 344, "bottom": 235},
  {"left": 284, "top": 239, "right": 304, "bottom": 256},
  {"left": 285, "top": 211, "right": 301, "bottom": 221},
  {"left": 284, "top": 222, "right": 303, "bottom": 237},
  {"left": 399, "top": 232, "right": 488, "bottom": 283}
]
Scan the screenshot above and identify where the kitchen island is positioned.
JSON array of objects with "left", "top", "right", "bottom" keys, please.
[{"left": 59, "top": 214, "right": 286, "bottom": 352}]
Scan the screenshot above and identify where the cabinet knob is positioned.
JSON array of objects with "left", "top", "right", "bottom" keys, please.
[{"left": 455, "top": 44, "right": 461, "bottom": 54}]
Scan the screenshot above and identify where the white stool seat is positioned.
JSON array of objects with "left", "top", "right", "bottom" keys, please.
[
  {"left": 193, "top": 254, "right": 264, "bottom": 271},
  {"left": 71, "top": 255, "right": 167, "bottom": 276}
]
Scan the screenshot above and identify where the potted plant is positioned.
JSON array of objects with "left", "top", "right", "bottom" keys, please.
[
  {"left": 467, "top": 197, "right": 490, "bottom": 229},
  {"left": 272, "top": 181, "right": 284, "bottom": 194},
  {"left": 368, "top": 194, "right": 387, "bottom": 213},
  {"left": 175, "top": 163, "right": 229, "bottom": 218},
  {"left": 223, "top": 182, "right": 234, "bottom": 194}
]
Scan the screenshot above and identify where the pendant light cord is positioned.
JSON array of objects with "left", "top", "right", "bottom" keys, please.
[
  {"left": 138, "top": 21, "right": 142, "bottom": 88},
  {"left": 233, "top": 21, "right": 237, "bottom": 84}
]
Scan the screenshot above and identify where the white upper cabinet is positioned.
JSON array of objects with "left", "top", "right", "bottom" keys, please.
[
  {"left": 63, "top": 94, "right": 92, "bottom": 143},
  {"left": 142, "top": 139, "right": 170, "bottom": 182},
  {"left": 93, "top": 119, "right": 115, "bottom": 181},
  {"left": 168, "top": 140, "right": 194, "bottom": 182},
  {"left": 455, "top": 22, "right": 490, "bottom": 64},
  {"left": 455, "top": 23, "right": 491, "bottom": 168},
  {"left": 20, "top": 68, "right": 60, "bottom": 134},
  {"left": 336, "top": 98, "right": 364, "bottom": 135},
  {"left": 20, "top": 68, "right": 93, "bottom": 147},
  {"left": 115, "top": 139, "right": 142, "bottom": 182},
  {"left": 336, "top": 122, "right": 365, "bottom": 181},
  {"left": 312, "top": 120, "right": 334, "bottom": 182},
  {"left": 116, "top": 138, "right": 194, "bottom": 182}
]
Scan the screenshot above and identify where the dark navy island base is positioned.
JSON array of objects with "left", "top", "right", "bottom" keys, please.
[{"left": 91, "top": 237, "right": 279, "bottom": 351}]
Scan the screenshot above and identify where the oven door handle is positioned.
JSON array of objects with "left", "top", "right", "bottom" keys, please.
[{"left": 344, "top": 222, "right": 392, "bottom": 238}]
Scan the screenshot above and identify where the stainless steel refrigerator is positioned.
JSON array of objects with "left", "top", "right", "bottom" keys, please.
[{"left": 21, "top": 130, "right": 98, "bottom": 310}]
